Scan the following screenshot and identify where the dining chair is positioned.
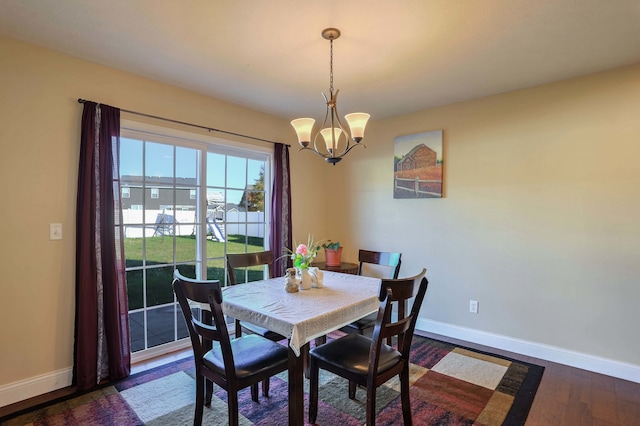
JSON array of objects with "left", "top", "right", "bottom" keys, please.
[
  {"left": 226, "top": 251, "right": 284, "bottom": 338},
  {"left": 173, "top": 270, "right": 289, "bottom": 426},
  {"left": 308, "top": 269, "right": 429, "bottom": 426},
  {"left": 357, "top": 249, "right": 403, "bottom": 279},
  {"left": 344, "top": 249, "right": 403, "bottom": 337},
  {"left": 226, "top": 251, "right": 287, "bottom": 395}
]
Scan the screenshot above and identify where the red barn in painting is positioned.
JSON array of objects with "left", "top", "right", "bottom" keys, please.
[{"left": 396, "top": 144, "right": 437, "bottom": 171}]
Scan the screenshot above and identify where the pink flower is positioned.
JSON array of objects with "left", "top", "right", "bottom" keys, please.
[{"left": 296, "top": 244, "right": 309, "bottom": 256}]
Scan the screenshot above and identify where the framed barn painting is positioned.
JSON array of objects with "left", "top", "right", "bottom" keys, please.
[{"left": 394, "top": 130, "right": 443, "bottom": 198}]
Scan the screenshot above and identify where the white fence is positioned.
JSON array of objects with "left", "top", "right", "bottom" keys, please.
[
  {"left": 394, "top": 176, "right": 442, "bottom": 197},
  {"left": 122, "top": 209, "right": 265, "bottom": 238}
]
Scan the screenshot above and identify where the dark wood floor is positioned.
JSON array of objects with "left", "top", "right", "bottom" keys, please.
[
  {"left": 2, "top": 333, "right": 639, "bottom": 425},
  {"left": 418, "top": 331, "right": 640, "bottom": 426}
]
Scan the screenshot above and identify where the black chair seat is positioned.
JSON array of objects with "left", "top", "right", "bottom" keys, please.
[
  {"left": 344, "top": 312, "right": 377, "bottom": 332},
  {"left": 241, "top": 322, "right": 286, "bottom": 342},
  {"left": 203, "top": 334, "right": 288, "bottom": 379},
  {"left": 310, "top": 333, "right": 401, "bottom": 377}
]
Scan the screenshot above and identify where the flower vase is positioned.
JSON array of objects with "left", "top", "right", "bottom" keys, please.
[{"left": 298, "top": 268, "right": 312, "bottom": 290}]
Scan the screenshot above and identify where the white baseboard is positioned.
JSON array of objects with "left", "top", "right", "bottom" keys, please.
[
  {"left": 1, "top": 341, "right": 193, "bottom": 409},
  {"left": 0, "top": 367, "right": 73, "bottom": 408},
  {"left": 416, "top": 318, "right": 640, "bottom": 384}
]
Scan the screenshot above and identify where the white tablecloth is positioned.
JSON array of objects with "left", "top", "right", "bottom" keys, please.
[{"left": 221, "top": 271, "right": 382, "bottom": 356}]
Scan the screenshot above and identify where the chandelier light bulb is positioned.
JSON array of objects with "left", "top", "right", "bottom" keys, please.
[
  {"left": 344, "top": 113, "right": 370, "bottom": 142},
  {"left": 320, "top": 127, "right": 343, "bottom": 153},
  {"left": 290, "top": 118, "right": 315, "bottom": 147}
]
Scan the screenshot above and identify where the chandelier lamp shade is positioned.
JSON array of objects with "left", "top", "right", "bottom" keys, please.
[{"left": 291, "top": 28, "right": 370, "bottom": 165}]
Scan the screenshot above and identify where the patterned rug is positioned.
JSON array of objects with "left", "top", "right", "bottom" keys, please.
[{"left": 2, "top": 334, "right": 544, "bottom": 425}]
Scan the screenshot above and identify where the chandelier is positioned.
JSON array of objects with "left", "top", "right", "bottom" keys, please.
[{"left": 291, "top": 28, "right": 370, "bottom": 165}]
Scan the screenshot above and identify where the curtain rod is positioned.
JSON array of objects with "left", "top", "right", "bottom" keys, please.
[{"left": 77, "top": 98, "right": 289, "bottom": 147}]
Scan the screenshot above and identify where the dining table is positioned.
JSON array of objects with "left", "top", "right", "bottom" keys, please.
[{"left": 221, "top": 270, "right": 382, "bottom": 425}]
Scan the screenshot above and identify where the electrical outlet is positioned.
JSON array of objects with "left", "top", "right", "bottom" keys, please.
[
  {"left": 469, "top": 300, "right": 478, "bottom": 314},
  {"left": 50, "top": 223, "right": 63, "bottom": 240}
]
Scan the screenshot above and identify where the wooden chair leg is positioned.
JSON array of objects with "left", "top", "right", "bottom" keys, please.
[
  {"left": 309, "top": 358, "right": 319, "bottom": 423},
  {"left": 229, "top": 391, "right": 239, "bottom": 426},
  {"left": 194, "top": 375, "right": 204, "bottom": 426},
  {"left": 366, "top": 385, "right": 377, "bottom": 426},
  {"left": 234, "top": 319, "right": 242, "bottom": 338},
  {"left": 400, "top": 367, "right": 413, "bottom": 426},
  {"left": 204, "top": 378, "right": 213, "bottom": 406},
  {"left": 262, "top": 378, "right": 270, "bottom": 397},
  {"left": 201, "top": 311, "right": 214, "bottom": 407},
  {"left": 349, "top": 380, "right": 357, "bottom": 399},
  {"left": 350, "top": 327, "right": 366, "bottom": 400},
  {"left": 251, "top": 383, "right": 259, "bottom": 402}
]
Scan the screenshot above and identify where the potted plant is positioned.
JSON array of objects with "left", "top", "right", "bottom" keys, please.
[{"left": 322, "top": 240, "right": 342, "bottom": 267}]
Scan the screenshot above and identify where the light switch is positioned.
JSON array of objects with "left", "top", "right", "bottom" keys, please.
[{"left": 50, "top": 223, "right": 63, "bottom": 240}]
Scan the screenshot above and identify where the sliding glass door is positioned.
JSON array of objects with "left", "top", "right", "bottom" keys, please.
[{"left": 118, "top": 125, "right": 271, "bottom": 354}]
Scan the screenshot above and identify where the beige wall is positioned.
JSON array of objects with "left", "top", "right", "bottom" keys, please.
[
  {"left": 0, "top": 36, "right": 325, "bottom": 392},
  {"left": 327, "top": 64, "right": 640, "bottom": 371},
  {"left": 2, "top": 33, "right": 639, "bottom": 402}
]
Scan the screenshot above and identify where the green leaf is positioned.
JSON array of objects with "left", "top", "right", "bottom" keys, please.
[{"left": 322, "top": 240, "right": 341, "bottom": 251}]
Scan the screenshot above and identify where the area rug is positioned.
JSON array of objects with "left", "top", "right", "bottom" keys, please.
[{"left": 2, "top": 334, "right": 544, "bottom": 425}]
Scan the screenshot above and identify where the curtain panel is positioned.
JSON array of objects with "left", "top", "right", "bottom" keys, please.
[
  {"left": 74, "top": 102, "right": 130, "bottom": 390},
  {"left": 270, "top": 143, "right": 292, "bottom": 276}
]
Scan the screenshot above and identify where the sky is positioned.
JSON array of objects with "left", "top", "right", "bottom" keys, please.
[
  {"left": 394, "top": 130, "right": 443, "bottom": 161},
  {"left": 119, "top": 137, "right": 264, "bottom": 204}
]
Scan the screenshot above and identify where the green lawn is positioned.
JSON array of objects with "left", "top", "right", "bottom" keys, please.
[{"left": 124, "top": 234, "right": 266, "bottom": 309}]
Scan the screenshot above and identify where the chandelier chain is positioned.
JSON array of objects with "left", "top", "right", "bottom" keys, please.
[{"left": 329, "top": 38, "right": 334, "bottom": 94}]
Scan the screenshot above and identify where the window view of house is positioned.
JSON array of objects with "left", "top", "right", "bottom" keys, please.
[{"left": 118, "top": 133, "right": 270, "bottom": 353}]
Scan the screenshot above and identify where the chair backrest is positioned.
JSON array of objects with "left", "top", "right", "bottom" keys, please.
[
  {"left": 226, "top": 251, "right": 274, "bottom": 285},
  {"left": 172, "top": 270, "right": 236, "bottom": 376},
  {"left": 370, "top": 271, "right": 429, "bottom": 366},
  {"left": 377, "top": 268, "right": 427, "bottom": 321},
  {"left": 358, "top": 249, "right": 402, "bottom": 279}
]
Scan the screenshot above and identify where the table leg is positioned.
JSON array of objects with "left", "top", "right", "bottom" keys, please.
[{"left": 288, "top": 342, "right": 307, "bottom": 426}]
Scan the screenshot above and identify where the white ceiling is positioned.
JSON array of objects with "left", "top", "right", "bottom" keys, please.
[{"left": 1, "top": 0, "right": 640, "bottom": 120}]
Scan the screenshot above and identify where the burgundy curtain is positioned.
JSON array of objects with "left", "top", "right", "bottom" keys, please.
[
  {"left": 74, "top": 102, "right": 130, "bottom": 391},
  {"left": 270, "top": 143, "right": 292, "bottom": 276}
]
